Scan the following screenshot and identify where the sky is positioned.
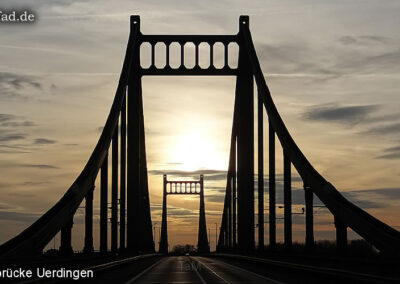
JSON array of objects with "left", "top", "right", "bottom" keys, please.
[{"left": 0, "top": 0, "right": 400, "bottom": 252}]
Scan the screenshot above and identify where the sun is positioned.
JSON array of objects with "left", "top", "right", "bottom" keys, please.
[{"left": 169, "top": 131, "right": 225, "bottom": 172}]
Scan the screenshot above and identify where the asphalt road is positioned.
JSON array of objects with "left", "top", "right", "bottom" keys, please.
[{"left": 127, "top": 256, "right": 281, "bottom": 284}]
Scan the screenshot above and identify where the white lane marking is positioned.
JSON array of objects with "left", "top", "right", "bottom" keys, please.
[
  {"left": 188, "top": 257, "right": 207, "bottom": 284},
  {"left": 206, "top": 257, "right": 283, "bottom": 284},
  {"left": 193, "top": 257, "right": 230, "bottom": 284},
  {"left": 125, "top": 258, "right": 164, "bottom": 284}
]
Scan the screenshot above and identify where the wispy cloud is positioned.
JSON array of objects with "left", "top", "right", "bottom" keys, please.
[
  {"left": 303, "top": 104, "right": 379, "bottom": 125},
  {"left": 0, "top": 72, "right": 41, "bottom": 90},
  {"left": 149, "top": 169, "right": 227, "bottom": 181},
  {"left": 0, "top": 114, "right": 38, "bottom": 147},
  {"left": 338, "top": 35, "right": 390, "bottom": 46},
  {"left": 365, "top": 122, "right": 400, "bottom": 136},
  {"left": 0, "top": 44, "right": 77, "bottom": 55},
  {"left": 0, "top": 113, "right": 35, "bottom": 127},
  {"left": 0, "top": 210, "right": 41, "bottom": 223},
  {"left": 0, "top": 72, "right": 42, "bottom": 100},
  {"left": 33, "top": 138, "right": 56, "bottom": 145},
  {"left": 342, "top": 188, "right": 400, "bottom": 209},
  {"left": 0, "top": 132, "right": 26, "bottom": 142},
  {"left": 21, "top": 164, "right": 59, "bottom": 169},
  {"left": 376, "top": 146, "right": 400, "bottom": 159}
]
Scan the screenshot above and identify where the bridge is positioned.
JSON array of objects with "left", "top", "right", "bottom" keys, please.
[{"left": 0, "top": 15, "right": 399, "bottom": 283}]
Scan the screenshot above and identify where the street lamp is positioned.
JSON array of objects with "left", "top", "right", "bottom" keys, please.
[
  {"left": 153, "top": 222, "right": 157, "bottom": 244},
  {"left": 278, "top": 206, "right": 305, "bottom": 215},
  {"left": 215, "top": 223, "right": 218, "bottom": 252}
]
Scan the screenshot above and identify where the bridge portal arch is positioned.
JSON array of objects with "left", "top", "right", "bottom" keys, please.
[{"left": 159, "top": 174, "right": 209, "bottom": 253}]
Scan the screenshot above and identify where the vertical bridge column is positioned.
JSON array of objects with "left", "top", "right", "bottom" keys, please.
[
  {"left": 138, "top": 91, "right": 154, "bottom": 252},
  {"left": 59, "top": 217, "right": 73, "bottom": 255},
  {"left": 159, "top": 175, "right": 168, "bottom": 253},
  {"left": 127, "top": 15, "right": 142, "bottom": 253},
  {"left": 304, "top": 183, "right": 314, "bottom": 252},
  {"left": 232, "top": 142, "right": 237, "bottom": 249},
  {"left": 236, "top": 15, "right": 255, "bottom": 252},
  {"left": 127, "top": 15, "right": 154, "bottom": 253},
  {"left": 111, "top": 123, "right": 119, "bottom": 253},
  {"left": 83, "top": 185, "right": 94, "bottom": 254},
  {"left": 335, "top": 216, "right": 348, "bottom": 255},
  {"left": 120, "top": 94, "right": 126, "bottom": 250},
  {"left": 283, "top": 151, "right": 292, "bottom": 249},
  {"left": 100, "top": 152, "right": 108, "bottom": 253},
  {"left": 269, "top": 123, "right": 276, "bottom": 250},
  {"left": 258, "top": 90, "right": 264, "bottom": 251},
  {"left": 198, "top": 175, "right": 210, "bottom": 253}
]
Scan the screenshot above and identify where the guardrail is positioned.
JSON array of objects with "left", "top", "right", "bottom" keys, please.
[{"left": 214, "top": 253, "right": 400, "bottom": 283}]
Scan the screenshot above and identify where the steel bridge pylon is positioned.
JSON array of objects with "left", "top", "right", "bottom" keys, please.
[
  {"left": 159, "top": 175, "right": 209, "bottom": 254},
  {"left": 1, "top": 14, "right": 400, "bottom": 260}
]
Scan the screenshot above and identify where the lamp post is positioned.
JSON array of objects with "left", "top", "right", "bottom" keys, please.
[
  {"left": 208, "top": 228, "right": 211, "bottom": 248},
  {"left": 278, "top": 206, "right": 305, "bottom": 215},
  {"left": 215, "top": 223, "right": 218, "bottom": 252},
  {"left": 153, "top": 222, "right": 157, "bottom": 249}
]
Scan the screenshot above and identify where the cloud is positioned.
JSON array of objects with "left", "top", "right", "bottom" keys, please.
[
  {"left": 34, "top": 138, "right": 57, "bottom": 144},
  {"left": 341, "top": 192, "right": 384, "bottom": 209},
  {"left": 0, "top": 72, "right": 42, "bottom": 100},
  {"left": 149, "top": 169, "right": 227, "bottom": 181},
  {"left": 0, "top": 144, "right": 31, "bottom": 153},
  {"left": 280, "top": 187, "right": 396, "bottom": 210},
  {"left": 0, "top": 211, "right": 41, "bottom": 223},
  {"left": 0, "top": 114, "right": 15, "bottom": 123},
  {"left": 0, "top": 113, "right": 34, "bottom": 127},
  {"left": 347, "top": 188, "right": 400, "bottom": 200},
  {"left": 366, "top": 123, "right": 400, "bottom": 136},
  {"left": 1, "top": 121, "right": 34, "bottom": 127},
  {"left": 335, "top": 188, "right": 400, "bottom": 210},
  {"left": 338, "top": 35, "right": 390, "bottom": 46},
  {"left": 0, "top": 114, "right": 35, "bottom": 144},
  {"left": 22, "top": 181, "right": 48, "bottom": 186},
  {"left": 0, "top": 133, "right": 26, "bottom": 142},
  {"left": 334, "top": 49, "right": 400, "bottom": 74},
  {"left": 21, "top": 164, "right": 59, "bottom": 169},
  {"left": 377, "top": 145, "right": 400, "bottom": 159},
  {"left": 168, "top": 207, "right": 197, "bottom": 217},
  {"left": 258, "top": 32, "right": 399, "bottom": 80},
  {"left": 205, "top": 195, "right": 225, "bottom": 203},
  {"left": 0, "top": 72, "right": 41, "bottom": 89},
  {"left": 303, "top": 104, "right": 379, "bottom": 125},
  {"left": 258, "top": 43, "right": 334, "bottom": 77}
]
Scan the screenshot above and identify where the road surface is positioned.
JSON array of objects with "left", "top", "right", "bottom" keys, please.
[{"left": 127, "top": 256, "right": 280, "bottom": 284}]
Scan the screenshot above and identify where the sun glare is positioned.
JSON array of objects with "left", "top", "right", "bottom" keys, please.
[{"left": 169, "top": 131, "right": 225, "bottom": 172}]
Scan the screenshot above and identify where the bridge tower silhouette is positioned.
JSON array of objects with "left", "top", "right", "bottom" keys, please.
[
  {"left": 159, "top": 175, "right": 209, "bottom": 254},
  {"left": 1, "top": 15, "right": 400, "bottom": 259}
]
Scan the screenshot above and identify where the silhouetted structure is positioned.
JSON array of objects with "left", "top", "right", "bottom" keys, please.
[
  {"left": 159, "top": 175, "right": 209, "bottom": 254},
  {"left": 0, "top": 15, "right": 400, "bottom": 260},
  {"left": 216, "top": 16, "right": 400, "bottom": 256}
]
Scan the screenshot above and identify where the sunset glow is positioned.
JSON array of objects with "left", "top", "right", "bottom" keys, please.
[{"left": 169, "top": 131, "right": 226, "bottom": 171}]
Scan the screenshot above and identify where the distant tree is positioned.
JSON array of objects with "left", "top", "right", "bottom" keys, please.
[
  {"left": 171, "top": 244, "right": 196, "bottom": 255},
  {"left": 43, "top": 248, "right": 59, "bottom": 256}
]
